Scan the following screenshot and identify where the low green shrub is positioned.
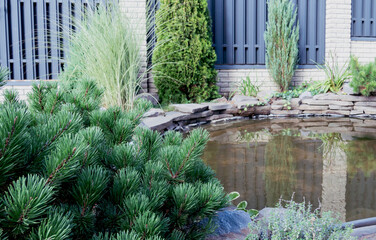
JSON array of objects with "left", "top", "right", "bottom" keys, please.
[
  {"left": 0, "top": 80, "right": 228, "bottom": 239},
  {"left": 350, "top": 56, "right": 376, "bottom": 96},
  {"left": 152, "top": 0, "right": 219, "bottom": 104},
  {"left": 265, "top": 0, "right": 299, "bottom": 92},
  {"left": 247, "top": 200, "right": 355, "bottom": 240}
]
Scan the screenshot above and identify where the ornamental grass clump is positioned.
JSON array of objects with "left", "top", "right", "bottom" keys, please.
[
  {"left": 265, "top": 0, "right": 299, "bottom": 92},
  {"left": 0, "top": 80, "right": 228, "bottom": 239},
  {"left": 152, "top": 0, "right": 219, "bottom": 104},
  {"left": 61, "top": 2, "right": 143, "bottom": 110},
  {"left": 0, "top": 66, "right": 9, "bottom": 87}
]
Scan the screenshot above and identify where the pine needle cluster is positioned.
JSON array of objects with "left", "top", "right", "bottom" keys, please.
[{"left": 0, "top": 80, "right": 228, "bottom": 239}]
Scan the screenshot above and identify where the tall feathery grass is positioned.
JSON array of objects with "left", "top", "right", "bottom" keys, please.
[
  {"left": 0, "top": 66, "right": 9, "bottom": 88},
  {"left": 61, "top": 2, "right": 146, "bottom": 110}
]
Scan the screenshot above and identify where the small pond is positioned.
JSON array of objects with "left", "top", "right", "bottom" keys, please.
[{"left": 202, "top": 117, "right": 376, "bottom": 222}]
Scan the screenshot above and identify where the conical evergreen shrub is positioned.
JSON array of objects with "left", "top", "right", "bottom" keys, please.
[
  {"left": 0, "top": 79, "right": 228, "bottom": 239},
  {"left": 264, "top": 0, "right": 299, "bottom": 91},
  {"left": 152, "top": 0, "right": 219, "bottom": 104}
]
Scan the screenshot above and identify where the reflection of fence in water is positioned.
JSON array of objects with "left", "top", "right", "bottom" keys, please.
[
  {"left": 204, "top": 138, "right": 323, "bottom": 210},
  {"left": 346, "top": 140, "right": 376, "bottom": 221}
]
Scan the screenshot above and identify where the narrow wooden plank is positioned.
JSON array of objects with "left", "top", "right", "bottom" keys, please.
[
  {"left": 364, "top": 0, "right": 372, "bottom": 36},
  {"left": 247, "top": 0, "right": 256, "bottom": 64},
  {"left": 24, "top": 0, "right": 35, "bottom": 79},
  {"left": 373, "top": 0, "right": 376, "bottom": 37},
  {"left": 235, "top": 0, "right": 245, "bottom": 64},
  {"left": 257, "top": 0, "right": 266, "bottom": 64},
  {"left": 49, "top": 0, "right": 59, "bottom": 79},
  {"left": 214, "top": 0, "right": 224, "bottom": 64},
  {"left": 307, "top": 0, "right": 317, "bottom": 64},
  {"left": 0, "top": 1, "right": 9, "bottom": 69},
  {"left": 298, "top": 0, "right": 307, "bottom": 64},
  {"left": 62, "top": 0, "right": 70, "bottom": 63},
  {"left": 37, "top": 0, "right": 47, "bottom": 79},
  {"left": 355, "top": 0, "right": 363, "bottom": 36},
  {"left": 10, "top": 0, "right": 22, "bottom": 79},
  {"left": 317, "top": 0, "right": 326, "bottom": 64},
  {"left": 224, "top": 0, "right": 234, "bottom": 64},
  {"left": 75, "top": 0, "right": 82, "bottom": 29}
]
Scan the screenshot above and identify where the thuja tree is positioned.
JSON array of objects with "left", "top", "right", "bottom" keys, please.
[
  {"left": 0, "top": 80, "right": 228, "bottom": 239},
  {"left": 152, "top": 0, "right": 219, "bottom": 104},
  {"left": 264, "top": 0, "right": 299, "bottom": 92}
]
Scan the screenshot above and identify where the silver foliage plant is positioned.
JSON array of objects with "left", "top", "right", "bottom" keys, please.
[
  {"left": 246, "top": 200, "right": 355, "bottom": 240},
  {"left": 264, "top": 0, "right": 299, "bottom": 92}
]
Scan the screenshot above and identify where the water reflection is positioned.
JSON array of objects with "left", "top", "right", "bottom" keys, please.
[{"left": 202, "top": 118, "right": 376, "bottom": 221}]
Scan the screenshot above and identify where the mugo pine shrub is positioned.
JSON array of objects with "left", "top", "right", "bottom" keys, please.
[
  {"left": 265, "top": 0, "right": 299, "bottom": 92},
  {"left": 0, "top": 80, "right": 228, "bottom": 239},
  {"left": 350, "top": 56, "right": 376, "bottom": 96},
  {"left": 152, "top": 0, "right": 219, "bottom": 104}
]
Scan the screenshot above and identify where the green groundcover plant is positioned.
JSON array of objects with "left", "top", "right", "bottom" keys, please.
[
  {"left": 0, "top": 80, "right": 228, "bottom": 239},
  {"left": 246, "top": 200, "right": 354, "bottom": 240},
  {"left": 152, "top": 0, "right": 219, "bottom": 104}
]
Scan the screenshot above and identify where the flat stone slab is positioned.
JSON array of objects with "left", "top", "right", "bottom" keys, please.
[
  {"left": 272, "top": 99, "right": 287, "bottom": 105},
  {"left": 313, "top": 93, "right": 343, "bottom": 100},
  {"left": 236, "top": 100, "right": 261, "bottom": 109},
  {"left": 174, "top": 110, "right": 213, "bottom": 121},
  {"left": 302, "top": 99, "right": 354, "bottom": 106},
  {"left": 171, "top": 104, "right": 208, "bottom": 113},
  {"left": 232, "top": 94, "right": 259, "bottom": 103},
  {"left": 203, "top": 102, "right": 233, "bottom": 111},
  {"left": 254, "top": 105, "right": 271, "bottom": 115},
  {"left": 355, "top": 102, "right": 376, "bottom": 107},
  {"left": 271, "top": 104, "right": 284, "bottom": 110},
  {"left": 354, "top": 106, "right": 376, "bottom": 114},
  {"left": 299, "top": 104, "right": 328, "bottom": 111},
  {"left": 140, "top": 111, "right": 188, "bottom": 131},
  {"left": 271, "top": 110, "right": 301, "bottom": 115},
  {"left": 143, "top": 108, "right": 165, "bottom": 118},
  {"left": 206, "top": 114, "right": 233, "bottom": 121},
  {"left": 329, "top": 105, "right": 353, "bottom": 110}
]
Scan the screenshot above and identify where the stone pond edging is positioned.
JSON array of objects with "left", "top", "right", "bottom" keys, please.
[
  {"left": 140, "top": 92, "right": 376, "bottom": 239},
  {"left": 140, "top": 92, "right": 376, "bottom": 133}
]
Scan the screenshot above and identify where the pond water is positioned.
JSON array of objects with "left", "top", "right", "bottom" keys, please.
[{"left": 202, "top": 117, "right": 376, "bottom": 222}]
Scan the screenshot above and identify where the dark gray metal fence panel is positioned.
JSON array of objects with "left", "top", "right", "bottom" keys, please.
[
  {"left": 295, "top": 0, "right": 326, "bottom": 65},
  {"left": 0, "top": 0, "right": 106, "bottom": 80},
  {"left": 24, "top": 0, "right": 35, "bottom": 80},
  {"left": 209, "top": 0, "right": 326, "bottom": 67},
  {"left": 10, "top": 0, "right": 22, "bottom": 79},
  {"left": 0, "top": 1, "right": 9, "bottom": 69},
  {"left": 352, "top": 0, "right": 376, "bottom": 38},
  {"left": 210, "top": 0, "right": 267, "bottom": 66}
]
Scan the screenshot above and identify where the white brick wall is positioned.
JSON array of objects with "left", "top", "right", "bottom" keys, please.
[
  {"left": 0, "top": 83, "right": 33, "bottom": 102},
  {"left": 351, "top": 41, "right": 376, "bottom": 64}
]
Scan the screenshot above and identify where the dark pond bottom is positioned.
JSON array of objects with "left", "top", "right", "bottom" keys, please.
[{"left": 202, "top": 117, "right": 376, "bottom": 222}]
